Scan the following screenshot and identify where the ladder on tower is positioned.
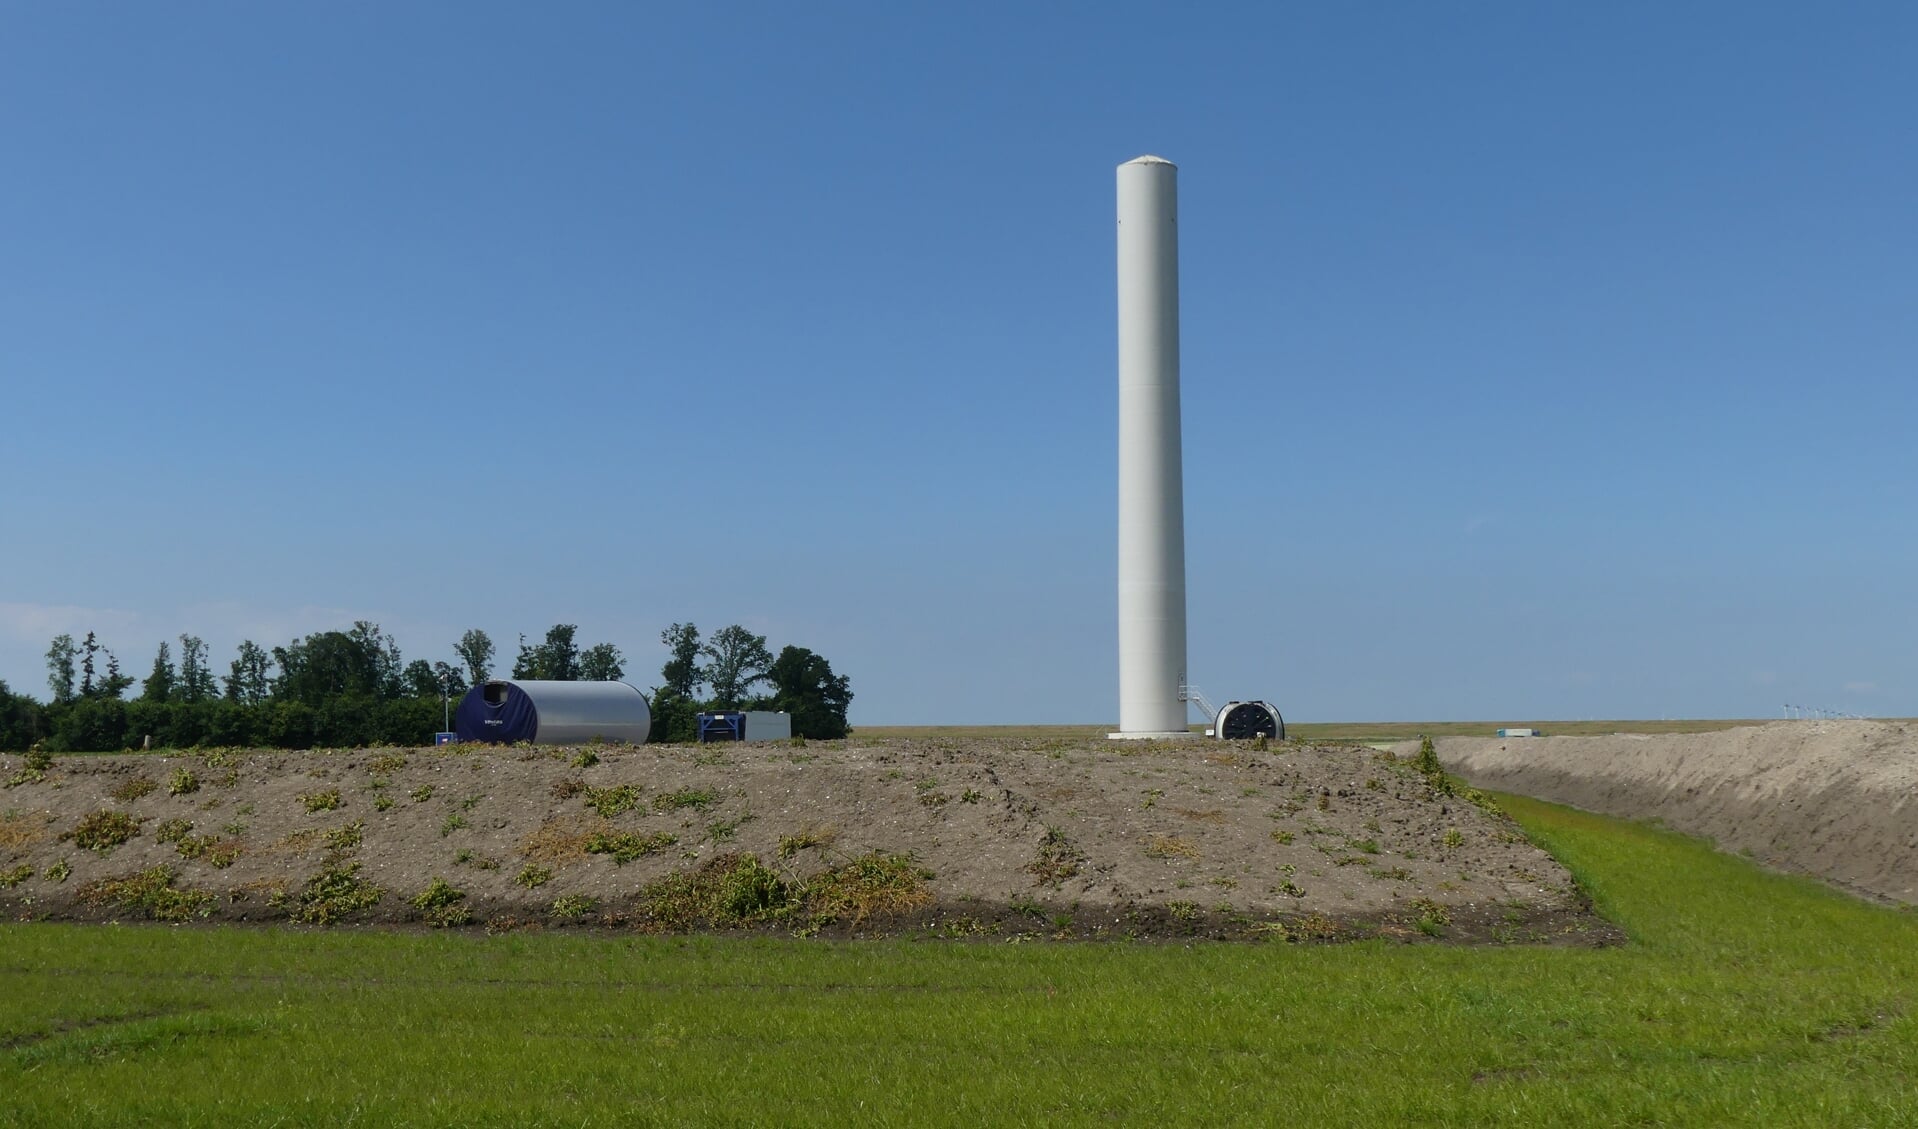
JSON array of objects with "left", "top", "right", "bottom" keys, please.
[{"left": 1177, "top": 679, "right": 1218, "bottom": 726}]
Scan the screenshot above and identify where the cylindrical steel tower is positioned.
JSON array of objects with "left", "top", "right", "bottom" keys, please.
[{"left": 1113, "top": 155, "right": 1191, "bottom": 738}]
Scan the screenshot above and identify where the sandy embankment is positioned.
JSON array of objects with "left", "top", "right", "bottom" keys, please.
[{"left": 1421, "top": 721, "right": 1918, "bottom": 904}]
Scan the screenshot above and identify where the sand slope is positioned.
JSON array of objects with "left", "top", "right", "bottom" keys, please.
[
  {"left": 1424, "top": 721, "right": 1918, "bottom": 904},
  {"left": 0, "top": 737, "right": 1609, "bottom": 942}
]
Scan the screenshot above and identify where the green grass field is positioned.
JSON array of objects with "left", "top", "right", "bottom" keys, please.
[{"left": 4, "top": 796, "right": 1916, "bottom": 1126}]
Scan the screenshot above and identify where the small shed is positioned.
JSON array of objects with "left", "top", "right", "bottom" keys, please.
[{"left": 454, "top": 679, "right": 652, "bottom": 745}]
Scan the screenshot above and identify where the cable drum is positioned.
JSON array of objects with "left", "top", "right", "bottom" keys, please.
[{"left": 1215, "top": 701, "right": 1283, "bottom": 741}]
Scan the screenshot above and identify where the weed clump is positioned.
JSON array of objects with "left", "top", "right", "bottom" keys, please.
[
  {"left": 368, "top": 752, "right": 407, "bottom": 774},
  {"left": 7, "top": 747, "right": 54, "bottom": 787},
  {"left": 1025, "top": 826, "right": 1084, "bottom": 888},
  {"left": 78, "top": 865, "right": 213, "bottom": 922},
  {"left": 155, "top": 818, "right": 194, "bottom": 844},
  {"left": 110, "top": 776, "right": 158, "bottom": 802},
  {"left": 1143, "top": 834, "right": 1198, "bottom": 860},
  {"left": 177, "top": 834, "right": 243, "bottom": 868},
  {"left": 43, "top": 859, "right": 72, "bottom": 883},
  {"left": 0, "top": 863, "right": 31, "bottom": 889},
  {"left": 412, "top": 878, "right": 471, "bottom": 928},
  {"left": 440, "top": 814, "right": 469, "bottom": 837},
  {"left": 514, "top": 864, "right": 553, "bottom": 889},
  {"left": 168, "top": 768, "right": 200, "bottom": 796},
  {"left": 642, "top": 854, "right": 790, "bottom": 930},
  {"left": 410, "top": 785, "right": 435, "bottom": 803},
  {"left": 324, "top": 821, "right": 365, "bottom": 854},
  {"left": 550, "top": 894, "right": 598, "bottom": 921},
  {"left": 300, "top": 789, "right": 343, "bottom": 813},
  {"left": 798, "top": 852, "right": 933, "bottom": 932},
  {"left": 654, "top": 787, "right": 717, "bottom": 813},
  {"left": 585, "top": 830, "right": 677, "bottom": 863},
  {"left": 63, "top": 810, "right": 142, "bottom": 854},
  {"left": 777, "top": 825, "right": 837, "bottom": 859},
  {"left": 582, "top": 784, "right": 644, "bottom": 818},
  {"left": 289, "top": 863, "right": 385, "bottom": 925}
]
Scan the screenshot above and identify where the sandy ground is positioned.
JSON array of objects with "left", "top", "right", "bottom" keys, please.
[
  {"left": 1419, "top": 720, "right": 1918, "bottom": 904},
  {"left": 0, "top": 736, "right": 1610, "bottom": 944}
]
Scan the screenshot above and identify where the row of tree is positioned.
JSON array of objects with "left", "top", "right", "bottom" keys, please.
[{"left": 0, "top": 621, "right": 851, "bottom": 752}]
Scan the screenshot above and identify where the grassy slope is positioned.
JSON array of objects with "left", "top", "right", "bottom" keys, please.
[{"left": 3, "top": 797, "right": 1916, "bottom": 1127}]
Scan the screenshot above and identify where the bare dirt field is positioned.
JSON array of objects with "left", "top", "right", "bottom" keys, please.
[
  {"left": 0, "top": 736, "right": 1611, "bottom": 944},
  {"left": 1420, "top": 720, "right": 1918, "bottom": 905}
]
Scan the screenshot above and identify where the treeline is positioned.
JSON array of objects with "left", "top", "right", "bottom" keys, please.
[{"left": 0, "top": 621, "right": 850, "bottom": 752}]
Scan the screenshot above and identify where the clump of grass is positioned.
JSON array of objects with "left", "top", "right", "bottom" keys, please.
[
  {"left": 168, "top": 768, "right": 200, "bottom": 796},
  {"left": 1025, "top": 826, "right": 1084, "bottom": 888},
  {"left": 582, "top": 784, "right": 644, "bottom": 818},
  {"left": 585, "top": 830, "right": 677, "bottom": 864},
  {"left": 324, "top": 821, "right": 364, "bottom": 853},
  {"left": 412, "top": 878, "right": 471, "bottom": 928},
  {"left": 514, "top": 864, "right": 553, "bottom": 889},
  {"left": 654, "top": 787, "right": 717, "bottom": 813},
  {"left": 960, "top": 788, "right": 983, "bottom": 804},
  {"left": 410, "top": 785, "right": 435, "bottom": 803},
  {"left": 549, "top": 894, "right": 598, "bottom": 921},
  {"left": 155, "top": 818, "right": 194, "bottom": 844},
  {"left": 110, "top": 776, "right": 158, "bottom": 802},
  {"left": 1143, "top": 834, "right": 1198, "bottom": 860},
  {"left": 374, "top": 794, "right": 394, "bottom": 812},
  {"left": 289, "top": 863, "right": 385, "bottom": 925},
  {"left": 1347, "top": 837, "right": 1382, "bottom": 855},
  {"left": 777, "top": 825, "right": 837, "bottom": 859},
  {"left": 1443, "top": 828, "right": 1464, "bottom": 850},
  {"left": 77, "top": 865, "right": 214, "bottom": 922},
  {"left": 63, "top": 810, "right": 142, "bottom": 854},
  {"left": 571, "top": 749, "right": 599, "bottom": 769},
  {"left": 300, "top": 789, "right": 342, "bottom": 813},
  {"left": 440, "top": 814, "right": 469, "bottom": 837},
  {"left": 0, "top": 863, "right": 32, "bottom": 889},
  {"left": 42, "top": 858, "right": 71, "bottom": 883},
  {"left": 368, "top": 752, "right": 407, "bottom": 774},
  {"left": 1271, "top": 829, "right": 1295, "bottom": 845}
]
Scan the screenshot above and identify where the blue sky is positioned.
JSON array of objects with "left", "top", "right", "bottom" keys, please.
[{"left": 3, "top": 3, "right": 1913, "bottom": 724}]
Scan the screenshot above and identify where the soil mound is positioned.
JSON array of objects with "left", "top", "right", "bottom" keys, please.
[
  {"left": 1, "top": 736, "right": 1613, "bottom": 944},
  {"left": 1423, "top": 720, "right": 1918, "bottom": 904}
]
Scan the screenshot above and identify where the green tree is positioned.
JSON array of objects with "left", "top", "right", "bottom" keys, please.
[
  {"left": 659, "top": 623, "right": 704, "bottom": 698},
  {"left": 177, "top": 634, "right": 218, "bottom": 703},
  {"left": 223, "top": 640, "right": 272, "bottom": 705},
  {"left": 78, "top": 632, "right": 100, "bottom": 697},
  {"left": 403, "top": 659, "right": 440, "bottom": 698},
  {"left": 433, "top": 662, "right": 467, "bottom": 698},
  {"left": 454, "top": 629, "right": 495, "bottom": 685},
  {"left": 45, "top": 634, "right": 77, "bottom": 704},
  {"left": 513, "top": 625, "right": 581, "bottom": 681},
  {"left": 272, "top": 623, "right": 403, "bottom": 705},
  {"left": 766, "top": 646, "right": 853, "bottom": 740},
  {"left": 0, "top": 680, "right": 48, "bottom": 751},
  {"left": 702, "top": 625, "right": 773, "bottom": 709},
  {"left": 579, "top": 643, "right": 624, "bottom": 682},
  {"left": 142, "top": 641, "right": 176, "bottom": 703},
  {"left": 100, "top": 650, "right": 134, "bottom": 698}
]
